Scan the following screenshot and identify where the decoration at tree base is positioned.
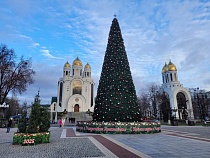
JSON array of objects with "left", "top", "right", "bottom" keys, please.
[
  {"left": 93, "top": 17, "right": 141, "bottom": 122},
  {"left": 12, "top": 132, "right": 50, "bottom": 145},
  {"left": 22, "top": 139, "right": 35, "bottom": 146},
  {"left": 76, "top": 121, "right": 161, "bottom": 134}
]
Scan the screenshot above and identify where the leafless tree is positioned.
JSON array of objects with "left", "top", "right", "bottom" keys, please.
[
  {"left": 0, "top": 44, "right": 35, "bottom": 105},
  {"left": 147, "top": 83, "right": 162, "bottom": 118},
  {"left": 138, "top": 90, "right": 150, "bottom": 117},
  {"left": 5, "top": 95, "right": 20, "bottom": 119},
  {"left": 138, "top": 83, "right": 162, "bottom": 119}
]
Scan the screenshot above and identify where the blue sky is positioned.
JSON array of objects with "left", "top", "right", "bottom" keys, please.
[{"left": 1, "top": 0, "right": 210, "bottom": 104}]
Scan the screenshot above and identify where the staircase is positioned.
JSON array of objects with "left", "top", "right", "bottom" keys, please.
[{"left": 64, "top": 112, "right": 92, "bottom": 126}]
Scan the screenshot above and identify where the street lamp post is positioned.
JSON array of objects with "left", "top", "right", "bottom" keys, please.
[
  {"left": 0, "top": 102, "right": 9, "bottom": 118},
  {"left": 173, "top": 107, "right": 177, "bottom": 119},
  {"left": 151, "top": 90, "right": 159, "bottom": 119}
]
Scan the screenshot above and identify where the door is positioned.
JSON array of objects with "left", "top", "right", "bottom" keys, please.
[{"left": 74, "top": 104, "right": 79, "bottom": 112}]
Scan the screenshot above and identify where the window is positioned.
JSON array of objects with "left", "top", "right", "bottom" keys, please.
[
  {"left": 73, "top": 88, "right": 82, "bottom": 94},
  {"left": 170, "top": 73, "right": 173, "bottom": 81},
  {"left": 59, "top": 82, "right": 63, "bottom": 105},
  {"left": 73, "top": 80, "right": 82, "bottom": 95}
]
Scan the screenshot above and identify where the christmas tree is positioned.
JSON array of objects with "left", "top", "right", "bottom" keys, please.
[{"left": 93, "top": 17, "right": 141, "bottom": 122}]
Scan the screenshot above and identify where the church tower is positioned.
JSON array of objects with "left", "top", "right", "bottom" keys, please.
[
  {"left": 51, "top": 57, "right": 94, "bottom": 123},
  {"left": 83, "top": 63, "right": 91, "bottom": 78},
  {"left": 161, "top": 60, "right": 194, "bottom": 122},
  {"left": 72, "top": 57, "right": 82, "bottom": 76},
  {"left": 63, "top": 61, "right": 71, "bottom": 77}
]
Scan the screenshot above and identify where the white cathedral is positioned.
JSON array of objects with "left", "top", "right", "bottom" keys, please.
[
  {"left": 50, "top": 57, "right": 95, "bottom": 122},
  {"left": 161, "top": 60, "right": 194, "bottom": 123}
]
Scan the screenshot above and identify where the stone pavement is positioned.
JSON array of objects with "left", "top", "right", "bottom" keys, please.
[{"left": 0, "top": 125, "right": 210, "bottom": 158}]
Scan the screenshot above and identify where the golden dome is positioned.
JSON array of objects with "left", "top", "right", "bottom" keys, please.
[
  {"left": 64, "top": 61, "right": 70, "bottom": 68},
  {"left": 167, "top": 60, "right": 177, "bottom": 71},
  {"left": 85, "top": 63, "right": 91, "bottom": 69},
  {"left": 162, "top": 62, "right": 168, "bottom": 73},
  {"left": 73, "top": 57, "right": 82, "bottom": 66}
]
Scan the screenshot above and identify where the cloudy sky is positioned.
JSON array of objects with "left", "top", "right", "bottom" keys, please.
[{"left": 1, "top": 0, "right": 210, "bottom": 105}]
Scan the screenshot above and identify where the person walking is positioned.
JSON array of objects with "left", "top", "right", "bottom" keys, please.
[
  {"left": 6, "top": 118, "right": 13, "bottom": 133},
  {"left": 59, "top": 118, "right": 62, "bottom": 128}
]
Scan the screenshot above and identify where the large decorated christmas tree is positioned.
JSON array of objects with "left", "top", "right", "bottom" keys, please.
[{"left": 93, "top": 17, "right": 141, "bottom": 122}]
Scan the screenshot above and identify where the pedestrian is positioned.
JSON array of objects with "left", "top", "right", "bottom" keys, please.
[
  {"left": 6, "top": 118, "right": 13, "bottom": 133},
  {"left": 59, "top": 118, "right": 62, "bottom": 128}
]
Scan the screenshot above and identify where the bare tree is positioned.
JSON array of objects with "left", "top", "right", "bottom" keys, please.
[
  {"left": 0, "top": 44, "right": 35, "bottom": 105},
  {"left": 138, "top": 83, "right": 162, "bottom": 119},
  {"left": 5, "top": 95, "right": 20, "bottom": 119},
  {"left": 147, "top": 83, "right": 161, "bottom": 119},
  {"left": 159, "top": 92, "right": 171, "bottom": 122},
  {"left": 138, "top": 90, "right": 150, "bottom": 117}
]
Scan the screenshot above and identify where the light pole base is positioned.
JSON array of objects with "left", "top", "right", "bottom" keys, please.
[{"left": 168, "top": 120, "right": 171, "bottom": 125}]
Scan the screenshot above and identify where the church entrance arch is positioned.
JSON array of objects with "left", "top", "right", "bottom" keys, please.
[
  {"left": 176, "top": 92, "right": 188, "bottom": 120},
  {"left": 74, "top": 104, "right": 79, "bottom": 112}
]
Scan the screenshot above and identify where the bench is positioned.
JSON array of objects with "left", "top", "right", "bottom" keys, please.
[
  {"left": 188, "top": 120, "right": 195, "bottom": 126},
  {"left": 203, "top": 120, "right": 210, "bottom": 126}
]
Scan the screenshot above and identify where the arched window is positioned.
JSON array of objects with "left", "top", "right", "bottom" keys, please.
[
  {"left": 59, "top": 82, "right": 63, "bottom": 106},
  {"left": 73, "top": 80, "right": 82, "bottom": 95}
]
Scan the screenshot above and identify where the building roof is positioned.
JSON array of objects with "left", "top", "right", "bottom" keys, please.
[
  {"left": 41, "top": 104, "right": 51, "bottom": 108},
  {"left": 51, "top": 97, "right": 57, "bottom": 104}
]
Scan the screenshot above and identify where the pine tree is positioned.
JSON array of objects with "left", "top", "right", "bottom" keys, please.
[
  {"left": 27, "top": 102, "right": 41, "bottom": 133},
  {"left": 18, "top": 105, "right": 28, "bottom": 133},
  {"left": 93, "top": 18, "right": 141, "bottom": 122},
  {"left": 27, "top": 93, "right": 50, "bottom": 133}
]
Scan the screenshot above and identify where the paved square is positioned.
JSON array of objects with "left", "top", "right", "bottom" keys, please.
[{"left": 0, "top": 125, "right": 210, "bottom": 158}]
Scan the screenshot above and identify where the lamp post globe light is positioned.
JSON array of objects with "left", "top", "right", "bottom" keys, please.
[{"left": 0, "top": 102, "right": 9, "bottom": 118}]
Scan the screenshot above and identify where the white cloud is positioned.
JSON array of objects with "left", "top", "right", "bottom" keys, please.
[
  {"left": 19, "top": 34, "right": 31, "bottom": 40},
  {"left": 32, "top": 42, "right": 40, "bottom": 47},
  {"left": 40, "top": 49, "right": 55, "bottom": 58},
  {"left": 1, "top": 0, "right": 210, "bottom": 104}
]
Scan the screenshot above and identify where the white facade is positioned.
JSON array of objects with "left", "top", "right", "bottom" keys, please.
[
  {"left": 51, "top": 57, "right": 95, "bottom": 122},
  {"left": 161, "top": 60, "right": 194, "bottom": 121}
]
